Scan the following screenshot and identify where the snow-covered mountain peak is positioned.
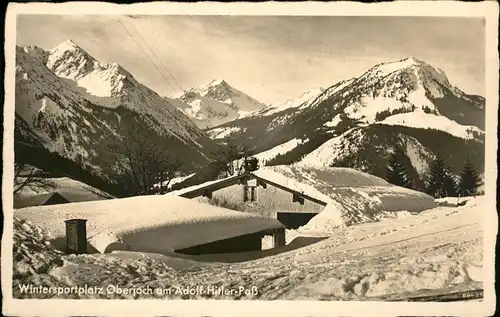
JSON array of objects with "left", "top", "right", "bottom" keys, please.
[
  {"left": 405, "top": 56, "right": 420, "bottom": 63},
  {"left": 370, "top": 56, "right": 430, "bottom": 76},
  {"left": 47, "top": 39, "right": 100, "bottom": 80},
  {"left": 42, "top": 41, "right": 142, "bottom": 99},
  {"left": 53, "top": 39, "right": 81, "bottom": 52},
  {"left": 15, "top": 40, "right": 211, "bottom": 173},
  {"left": 173, "top": 79, "right": 266, "bottom": 128},
  {"left": 194, "top": 78, "right": 234, "bottom": 100},
  {"left": 348, "top": 56, "right": 462, "bottom": 109},
  {"left": 209, "top": 78, "right": 228, "bottom": 87}
]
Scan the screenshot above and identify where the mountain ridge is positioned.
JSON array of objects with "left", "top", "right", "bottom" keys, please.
[
  {"left": 15, "top": 40, "right": 215, "bottom": 189},
  {"left": 206, "top": 56, "right": 485, "bottom": 188},
  {"left": 172, "top": 79, "right": 267, "bottom": 129}
]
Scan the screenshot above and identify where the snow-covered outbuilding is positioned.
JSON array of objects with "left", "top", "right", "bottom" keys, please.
[
  {"left": 169, "top": 165, "right": 437, "bottom": 231},
  {"left": 13, "top": 176, "right": 115, "bottom": 208},
  {"left": 14, "top": 192, "right": 70, "bottom": 208},
  {"left": 14, "top": 190, "right": 111, "bottom": 209},
  {"left": 14, "top": 195, "right": 285, "bottom": 256}
]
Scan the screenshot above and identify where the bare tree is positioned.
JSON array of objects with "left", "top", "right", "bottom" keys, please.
[
  {"left": 210, "top": 133, "right": 256, "bottom": 179},
  {"left": 14, "top": 162, "right": 54, "bottom": 195},
  {"left": 108, "top": 122, "right": 183, "bottom": 196}
]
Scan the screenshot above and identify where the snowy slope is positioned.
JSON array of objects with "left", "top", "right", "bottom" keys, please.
[
  {"left": 152, "top": 173, "right": 196, "bottom": 190},
  {"left": 45, "top": 40, "right": 205, "bottom": 142},
  {"left": 297, "top": 122, "right": 484, "bottom": 185},
  {"left": 206, "top": 57, "right": 484, "bottom": 186},
  {"left": 253, "top": 138, "right": 309, "bottom": 164},
  {"left": 206, "top": 126, "right": 243, "bottom": 140},
  {"left": 12, "top": 196, "right": 484, "bottom": 301},
  {"left": 299, "top": 126, "right": 436, "bottom": 172},
  {"left": 173, "top": 79, "right": 266, "bottom": 128},
  {"left": 14, "top": 195, "right": 283, "bottom": 254},
  {"left": 257, "top": 87, "right": 325, "bottom": 116},
  {"left": 376, "top": 112, "right": 484, "bottom": 140}
]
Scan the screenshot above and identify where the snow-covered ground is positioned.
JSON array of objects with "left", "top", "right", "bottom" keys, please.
[
  {"left": 207, "top": 126, "right": 243, "bottom": 139},
  {"left": 376, "top": 112, "right": 484, "bottom": 140},
  {"left": 152, "top": 173, "right": 196, "bottom": 190},
  {"left": 257, "top": 87, "right": 325, "bottom": 116},
  {"left": 253, "top": 138, "right": 307, "bottom": 164},
  {"left": 12, "top": 195, "right": 484, "bottom": 300}
]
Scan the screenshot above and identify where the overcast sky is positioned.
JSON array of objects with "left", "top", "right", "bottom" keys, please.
[{"left": 17, "top": 15, "right": 485, "bottom": 104}]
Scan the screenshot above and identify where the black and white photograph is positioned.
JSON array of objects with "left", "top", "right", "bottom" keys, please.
[{"left": 2, "top": 1, "right": 498, "bottom": 316}]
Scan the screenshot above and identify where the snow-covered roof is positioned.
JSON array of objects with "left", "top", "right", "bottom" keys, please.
[
  {"left": 14, "top": 195, "right": 284, "bottom": 255},
  {"left": 15, "top": 176, "right": 115, "bottom": 199},
  {"left": 14, "top": 190, "right": 111, "bottom": 209},
  {"left": 14, "top": 192, "right": 67, "bottom": 208},
  {"left": 260, "top": 165, "right": 437, "bottom": 231},
  {"left": 169, "top": 165, "right": 437, "bottom": 232}
]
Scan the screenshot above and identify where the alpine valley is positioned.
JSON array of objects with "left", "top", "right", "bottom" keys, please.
[
  {"left": 15, "top": 39, "right": 485, "bottom": 194},
  {"left": 206, "top": 56, "right": 485, "bottom": 190}
]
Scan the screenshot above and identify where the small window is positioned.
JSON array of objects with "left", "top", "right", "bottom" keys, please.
[
  {"left": 243, "top": 185, "right": 257, "bottom": 202},
  {"left": 250, "top": 187, "right": 257, "bottom": 202},
  {"left": 243, "top": 185, "right": 250, "bottom": 202}
]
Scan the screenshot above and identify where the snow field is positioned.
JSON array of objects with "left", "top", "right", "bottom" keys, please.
[
  {"left": 253, "top": 138, "right": 305, "bottom": 164},
  {"left": 258, "top": 87, "right": 325, "bottom": 116},
  {"left": 12, "top": 196, "right": 484, "bottom": 300},
  {"left": 152, "top": 173, "right": 196, "bottom": 190},
  {"left": 377, "top": 112, "right": 484, "bottom": 140},
  {"left": 207, "top": 126, "right": 242, "bottom": 139}
]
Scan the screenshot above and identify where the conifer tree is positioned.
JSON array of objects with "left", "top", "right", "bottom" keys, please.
[
  {"left": 385, "top": 147, "right": 411, "bottom": 188},
  {"left": 425, "top": 153, "right": 446, "bottom": 198},
  {"left": 442, "top": 167, "right": 459, "bottom": 197},
  {"left": 458, "top": 158, "right": 482, "bottom": 196}
]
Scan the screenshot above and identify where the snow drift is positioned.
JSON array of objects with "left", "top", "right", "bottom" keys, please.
[
  {"left": 12, "top": 196, "right": 483, "bottom": 301},
  {"left": 14, "top": 195, "right": 284, "bottom": 255}
]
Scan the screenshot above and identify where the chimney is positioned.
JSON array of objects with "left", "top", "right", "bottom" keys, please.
[{"left": 64, "top": 219, "right": 87, "bottom": 254}]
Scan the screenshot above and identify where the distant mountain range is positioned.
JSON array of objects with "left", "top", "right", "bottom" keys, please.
[
  {"left": 14, "top": 39, "right": 485, "bottom": 193},
  {"left": 170, "top": 79, "right": 266, "bottom": 129},
  {"left": 206, "top": 56, "right": 485, "bottom": 188}
]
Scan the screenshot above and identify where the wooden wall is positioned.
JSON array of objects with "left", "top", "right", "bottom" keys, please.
[{"left": 210, "top": 183, "right": 324, "bottom": 218}]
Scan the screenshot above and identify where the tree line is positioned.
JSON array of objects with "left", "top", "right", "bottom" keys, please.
[{"left": 384, "top": 146, "right": 483, "bottom": 198}]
